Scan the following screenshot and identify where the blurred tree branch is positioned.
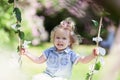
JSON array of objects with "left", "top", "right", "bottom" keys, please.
[{"left": 93, "top": 0, "right": 120, "bottom": 18}]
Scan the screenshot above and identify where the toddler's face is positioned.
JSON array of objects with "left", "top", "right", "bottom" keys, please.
[{"left": 54, "top": 29, "right": 70, "bottom": 51}]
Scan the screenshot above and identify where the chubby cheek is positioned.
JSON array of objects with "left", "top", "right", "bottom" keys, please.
[
  {"left": 54, "top": 39, "right": 58, "bottom": 44},
  {"left": 53, "top": 39, "right": 58, "bottom": 46},
  {"left": 54, "top": 42, "right": 57, "bottom": 46}
]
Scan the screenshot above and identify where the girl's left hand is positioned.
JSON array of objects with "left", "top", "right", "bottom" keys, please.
[{"left": 93, "top": 48, "right": 99, "bottom": 56}]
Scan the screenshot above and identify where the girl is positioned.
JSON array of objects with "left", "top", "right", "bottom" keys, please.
[{"left": 20, "top": 23, "right": 98, "bottom": 80}]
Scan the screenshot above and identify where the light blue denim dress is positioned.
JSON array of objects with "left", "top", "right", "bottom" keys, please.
[{"left": 43, "top": 47, "right": 79, "bottom": 79}]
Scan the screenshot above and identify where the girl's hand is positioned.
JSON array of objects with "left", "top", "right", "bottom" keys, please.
[
  {"left": 20, "top": 48, "right": 26, "bottom": 55},
  {"left": 93, "top": 48, "right": 99, "bottom": 56}
]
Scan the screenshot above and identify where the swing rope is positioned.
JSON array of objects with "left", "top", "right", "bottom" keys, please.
[
  {"left": 12, "top": 0, "right": 24, "bottom": 67},
  {"left": 88, "top": 17, "right": 103, "bottom": 80}
]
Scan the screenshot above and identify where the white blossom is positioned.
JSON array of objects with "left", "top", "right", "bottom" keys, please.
[
  {"left": 99, "top": 56, "right": 105, "bottom": 65},
  {"left": 11, "top": 24, "right": 17, "bottom": 30},
  {"left": 92, "top": 37, "right": 103, "bottom": 43},
  {"left": 98, "top": 47, "right": 106, "bottom": 56},
  {"left": 22, "top": 40, "right": 31, "bottom": 48}
]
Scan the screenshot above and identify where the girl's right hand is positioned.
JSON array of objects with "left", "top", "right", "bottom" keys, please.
[{"left": 20, "top": 48, "right": 26, "bottom": 55}]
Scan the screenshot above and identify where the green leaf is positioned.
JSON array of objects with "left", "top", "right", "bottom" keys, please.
[
  {"left": 85, "top": 73, "right": 91, "bottom": 80},
  {"left": 100, "top": 11, "right": 110, "bottom": 17},
  {"left": 14, "top": 30, "right": 19, "bottom": 33},
  {"left": 13, "top": 7, "right": 22, "bottom": 22},
  {"left": 94, "top": 61, "right": 101, "bottom": 70},
  {"left": 18, "top": 31, "right": 25, "bottom": 40},
  {"left": 8, "top": 0, "right": 14, "bottom": 3},
  {"left": 92, "top": 20, "right": 99, "bottom": 27},
  {"left": 16, "top": 23, "right": 21, "bottom": 28},
  {"left": 17, "top": 46, "right": 19, "bottom": 52}
]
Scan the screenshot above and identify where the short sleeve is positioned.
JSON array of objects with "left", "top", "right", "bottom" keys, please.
[
  {"left": 70, "top": 51, "right": 80, "bottom": 64},
  {"left": 43, "top": 49, "right": 50, "bottom": 59}
]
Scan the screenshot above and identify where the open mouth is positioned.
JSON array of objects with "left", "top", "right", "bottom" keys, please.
[{"left": 57, "top": 44, "right": 63, "bottom": 47}]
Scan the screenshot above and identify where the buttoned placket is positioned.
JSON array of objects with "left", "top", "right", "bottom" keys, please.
[{"left": 54, "top": 51, "right": 66, "bottom": 75}]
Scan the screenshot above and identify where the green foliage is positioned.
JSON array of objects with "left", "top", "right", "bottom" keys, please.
[
  {"left": 19, "top": 31, "right": 24, "bottom": 40},
  {"left": 86, "top": 73, "right": 91, "bottom": 80},
  {"left": 11, "top": 6, "right": 25, "bottom": 54},
  {"left": 17, "top": 46, "right": 20, "bottom": 52},
  {"left": 92, "top": 20, "right": 99, "bottom": 27},
  {"left": 16, "top": 23, "right": 21, "bottom": 28},
  {"left": 8, "top": 0, "right": 14, "bottom": 3},
  {"left": 18, "top": 30, "right": 25, "bottom": 40},
  {"left": 13, "top": 7, "right": 22, "bottom": 22},
  {"left": 0, "top": 0, "right": 16, "bottom": 45},
  {"left": 94, "top": 61, "right": 101, "bottom": 70},
  {"left": 0, "top": 29, "right": 10, "bottom": 44},
  {"left": 0, "top": 1, "right": 13, "bottom": 28},
  {"left": 100, "top": 10, "right": 110, "bottom": 17}
]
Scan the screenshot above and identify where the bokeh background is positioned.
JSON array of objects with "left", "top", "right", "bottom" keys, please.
[{"left": 0, "top": 0, "right": 120, "bottom": 80}]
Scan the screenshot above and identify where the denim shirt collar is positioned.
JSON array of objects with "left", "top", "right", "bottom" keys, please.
[{"left": 49, "top": 46, "right": 72, "bottom": 54}]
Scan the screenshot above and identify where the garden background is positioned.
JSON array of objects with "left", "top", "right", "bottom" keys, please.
[{"left": 0, "top": 0, "right": 120, "bottom": 80}]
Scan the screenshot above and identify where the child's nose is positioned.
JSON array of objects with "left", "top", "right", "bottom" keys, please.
[{"left": 58, "top": 39, "right": 63, "bottom": 42}]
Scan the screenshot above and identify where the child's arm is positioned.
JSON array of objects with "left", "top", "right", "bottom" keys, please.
[
  {"left": 20, "top": 48, "right": 46, "bottom": 64},
  {"left": 77, "top": 48, "right": 98, "bottom": 64}
]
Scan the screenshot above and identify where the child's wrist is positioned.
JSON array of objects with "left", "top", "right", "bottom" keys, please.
[{"left": 24, "top": 51, "right": 30, "bottom": 56}]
